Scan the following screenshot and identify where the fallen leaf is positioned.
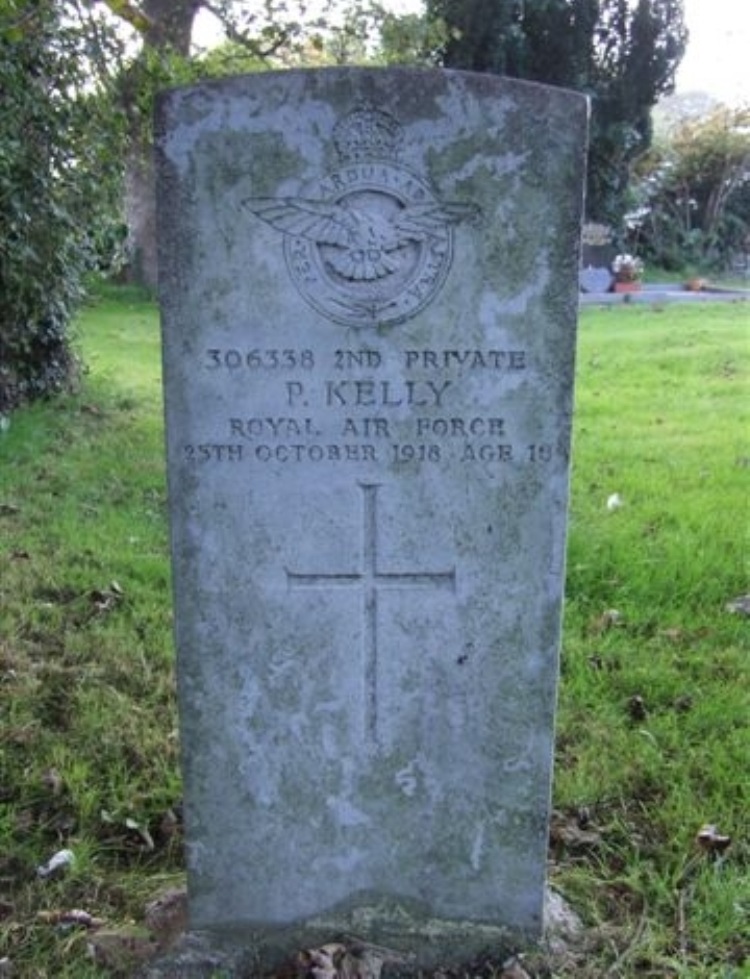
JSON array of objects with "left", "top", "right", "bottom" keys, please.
[
  {"left": 89, "top": 586, "right": 123, "bottom": 613},
  {"left": 124, "top": 816, "right": 155, "bottom": 850},
  {"left": 587, "top": 653, "right": 620, "bottom": 672},
  {"left": 501, "top": 956, "right": 532, "bottom": 979},
  {"left": 36, "top": 908, "right": 105, "bottom": 929},
  {"left": 725, "top": 594, "right": 750, "bottom": 616},
  {"left": 627, "top": 695, "right": 648, "bottom": 721},
  {"left": 41, "top": 768, "right": 64, "bottom": 796},
  {"left": 297, "top": 941, "right": 410, "bottom": 979},
  {"left": 696, "top": 824, "right": 732, "bottom": 854},
  {"left": 143, "top": 887, "right": 188, "bottom": 949},
  {"left": 298, "top": 943, "right": 345, "bottom": 979},
  {"left": 14, "top": 809, "right": 34, "bottom": 833},
  {"left": 87, "top": 925, "right": 159, "bottom": 971},
  {"left": 659, "top": 627, "right": 684, "bottom": 642},
  {"left": 36, "top": 848, "right": 75, "bottom": 879},
  {"left": 549, "top": 809, "right": 603, "bottom": 851},
  {"left": 589, "top": 608, "right": 623, "bottom": 635},
  {"left": 158, "top": 806, "right": 182, "bottom": 843}
]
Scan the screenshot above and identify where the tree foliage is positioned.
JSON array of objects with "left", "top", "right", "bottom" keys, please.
[
  {"left": 0, "top": 1, "right": 122, "bottom": 415},
  {"left": 425, "top": 0, "right": 687, "bottom": 225},
  {"left": 628, "top": 105, "right": 750, "bottom": 271},
  {"left": 96, "top": 0, "right": 329, "bottom": 287},
  {"left": 373, "top": 7, "right": 447, "bottom": 66}
]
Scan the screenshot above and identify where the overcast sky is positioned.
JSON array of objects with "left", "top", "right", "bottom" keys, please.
[{"left": 675, "top": 0, "right": 749, "bottom": 104}]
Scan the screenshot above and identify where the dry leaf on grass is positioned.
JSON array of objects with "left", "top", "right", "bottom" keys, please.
[
  {"left": 87, "top": 925, "right": 160, "bottom": 972},
  {"left": 36, "top": 848, "right": 75, "bottom": 879},
  {"left": 89, "top": 581, "right": 124, "bottom": 613},
  {"left": 296, "top": 940, "right": 410, "bottom": 979},
  {"left": 696, "top": 824, "right": 732, "bottom": 854},
  {"left": 725, "top": 594, "right": 750, "bottom": 616},
  {"left": 500, "top": 955, "right": 532, "bottom": 978},
  {"left": 673, "top": 694, "right": 693, "bottom": 713},
  {"left": 36, "top": 909, "right": 105, "bottom": 929},
  {"left": 143, "top": 887, "right": 188, "bottom": 950},
  {"left": 589, "top": 608, "right": 622, "bottom": 635},
  {"left": 658, "top": 627, "right": 685, "bottom": 642},
  {"left": 41, "top": 768, "right": 65, "bottom": 796},
  {"left": 549, "top": 810, "right": 603, "bottom": 851},
  {"left": 627, "top": 694, "right": 648, "bottom": 721},
  {"left": 124, "top": 816, "right": 155, "bottom": 850}
]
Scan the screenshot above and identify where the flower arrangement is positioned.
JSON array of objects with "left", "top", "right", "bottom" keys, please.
[{"left": 611, "top": 253, "right": 644, "bottom": 283}]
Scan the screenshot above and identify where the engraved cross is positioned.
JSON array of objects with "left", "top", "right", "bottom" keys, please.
[{"left": 286, "top": 482, "right": 456, "bottom": 746}]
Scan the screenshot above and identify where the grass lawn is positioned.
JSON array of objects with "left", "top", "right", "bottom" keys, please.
[{"left": 0, "top": 289, "right": 747, "bottom": 977}]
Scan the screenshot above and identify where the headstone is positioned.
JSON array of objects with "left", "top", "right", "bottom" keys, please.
[
  {"left": 580, "top": 222, "right": 615, "bottom": 273},
  {"left": 579, "top": 266, "right": 612, "bottom": 293},
  {"left": 156, "top": 67, "right": 587, "bottom": 970}
]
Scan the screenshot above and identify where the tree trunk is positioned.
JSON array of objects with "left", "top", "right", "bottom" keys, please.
[
  {"left": 120, "top": 0, "right": 201, "bottom": 288},
  {"left": 143, "top": 0, "right": 201, "bottom": 55},
  {"left": 124, "top": 136, "right": 159, "bottom": 291}
]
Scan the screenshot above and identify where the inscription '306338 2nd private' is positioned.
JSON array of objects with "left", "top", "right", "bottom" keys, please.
[{"left": 181, "top": 344, "right": 557, "bottom": 468}]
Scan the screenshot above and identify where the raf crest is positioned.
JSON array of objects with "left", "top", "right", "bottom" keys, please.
[{"left": 243, "top": 104, "right": 479, "bottom": 328}]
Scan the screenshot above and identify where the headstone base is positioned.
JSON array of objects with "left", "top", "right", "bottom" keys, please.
[
  {"left": 139, "top": 907, "right": 517, "bottom": 977},
  {"left": 139, "top": 888, "right": 582, "bottom": 977}
]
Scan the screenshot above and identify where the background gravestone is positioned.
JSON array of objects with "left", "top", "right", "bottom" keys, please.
[
  {"left": 579, "top": 221, "right": 615, "bottom": 291},
  {"left": 156, "top": 67, "right": 587, "bottom": 969}
]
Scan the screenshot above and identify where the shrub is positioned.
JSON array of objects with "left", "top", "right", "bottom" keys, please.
[
  {"left": 0, "top": 1, "right": 121, "bottom": 415},
  {"left": 627, "top": 105, "right": 750, "bottom": 272}
]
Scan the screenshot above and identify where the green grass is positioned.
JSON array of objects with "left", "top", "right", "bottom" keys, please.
[
  {"left": 1, "top": 291, "right": 748, "bottom": 976},
  {"left": 551, "top": 302, "right": 749, "bottom": 976},
  {"left": 0, "top": 289, "right": 180, "bottom": 977}
]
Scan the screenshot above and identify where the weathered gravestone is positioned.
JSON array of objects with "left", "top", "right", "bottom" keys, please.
[
  {"left": 579, "top": 222, "right": 615, "bottom": 294},
  {"left": 155, "top": 68, "right": 587, "bottom": 970}
]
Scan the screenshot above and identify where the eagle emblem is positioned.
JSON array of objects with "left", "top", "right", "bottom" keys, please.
[
  {"left": 242, "top": 106, "right": 480, "bottom": 328},
  {"left": 246, "top": 197, "right": 479, "bottom": 285}
]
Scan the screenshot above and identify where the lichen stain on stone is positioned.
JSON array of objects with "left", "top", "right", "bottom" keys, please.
[{"left": 202, "top": 130, "right": 304, "bottom": 204}]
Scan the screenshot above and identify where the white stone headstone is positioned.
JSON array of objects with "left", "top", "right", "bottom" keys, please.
[{"left": 156, "top": 67, "right": 587, "bottom": 969}]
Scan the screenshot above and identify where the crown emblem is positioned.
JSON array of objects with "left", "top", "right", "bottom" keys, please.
[{"left": 333, "top": 103, "right": 403, "bottom": 163}]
